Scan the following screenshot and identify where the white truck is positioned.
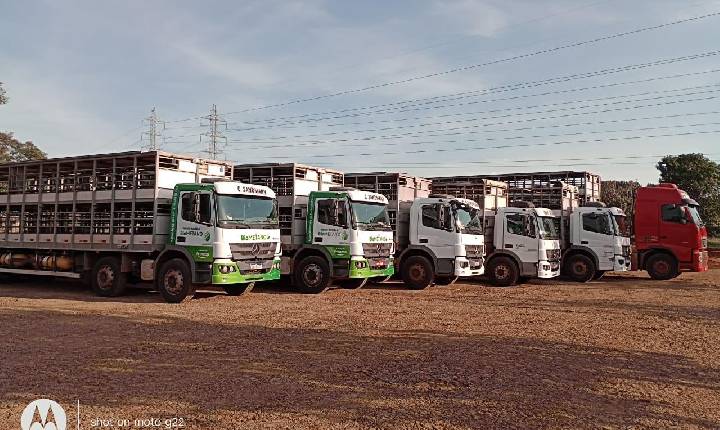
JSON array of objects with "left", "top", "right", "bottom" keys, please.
[
  {"left": 233, "top": 163, "right": 395, "bottom": 293},
  {"left": 345, "top": 172, "right": 484, "bottom": 289},
  {"left": 516, "top": 181, "right": 632, "bottom": 281},
  {"left": 0, "top": 151, "right": 281, "bottom": 302},
  {"left": 430, "top": 177, "right": 562, "bottom": 286},
  {"left": 560, "top": 202, "right": 632, "bottom": 281}
]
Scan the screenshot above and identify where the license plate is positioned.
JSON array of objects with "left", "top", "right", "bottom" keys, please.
[{"left": 250, "top": 263, "right": 263, "bottom": 270}]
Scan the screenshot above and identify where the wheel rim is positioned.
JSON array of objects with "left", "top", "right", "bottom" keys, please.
[
  {"left": 653, "top": 260, "right": 670, "bottom": 276},
  {"left": 494, "top": 264, "right": 509, "bottom": 280},
  {"left": 409, "top": 263, "right": 427, "bottom": 283},
  {"left": 303, "top": 263, "right": 323, "bottom": 287},
  {"left": 96, "top": 265, "right": 115, "bottom": 290},
  {"left": 163, "top": 269, "right": 184, "bottom": 295},
  {"left": 572, "top": 261, "right": 589, "bottom": 276}
]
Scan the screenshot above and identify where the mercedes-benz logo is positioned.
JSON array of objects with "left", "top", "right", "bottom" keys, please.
[
  {"left": 251, "top": 243, "right": 261, "bottom": 256},
  {"left": 376, "top": 244, "right": 382, "bottom": 253}
]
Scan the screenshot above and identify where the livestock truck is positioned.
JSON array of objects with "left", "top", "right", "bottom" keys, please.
[
  {"left": 0, "top": 151, "right": 281, "bottom": 302},
  {"left": 233, "top": 163, "right": 394, "bottom": 292},
  {"left": 634, "top": 183, "right": 709, "bottom": 279},
  {"left": 501, "top": 180, "right": 631, "bottom": 282},
  {"left": 430, "top": 177, "right": 562, "bottom": 286},
  {"left": 345, "top": 172, "right": 484, "bottom": 289}
]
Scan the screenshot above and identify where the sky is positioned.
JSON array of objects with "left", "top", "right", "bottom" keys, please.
[{"left": 2, "top": 0, "right": 720, "bottom": 184}]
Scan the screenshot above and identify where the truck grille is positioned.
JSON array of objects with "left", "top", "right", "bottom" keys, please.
[
  {"left": 545, "top": 249, "right": 561, "bottom": 261},
  {"left": 230, "top": 242, "right": 277, "bottom": 261},
  {"left": 465, "top": 244, "right": 484, "bottom": 258},
  {"left": 362, "top": 243, "right": 392, "bottom": 258}
]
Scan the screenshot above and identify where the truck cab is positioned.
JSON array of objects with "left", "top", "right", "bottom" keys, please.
[
  {"left": 561, "top": 204, "right": 631, "bottom": 282},
  {"left": 298, "top": 187, "right": 394, "bottom": 291},
  {"left": 161, "top": 180, "right": 281, "bottom": 300},
  {"left": 486, "top": 205, "right": 561, "bottom": 286},
  {"left": 398, "top": 195, "right": 484, "bottom": 289},
  {"left": 634, "top": 183, "right": 708, "bottom": 279}
]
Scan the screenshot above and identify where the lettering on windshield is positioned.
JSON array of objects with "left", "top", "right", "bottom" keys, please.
[
  {"left": 239, "top": 185, "right": 268, "bottom": 195},
  {"left": 364, "top": 193, "right": 385, "bottom": 202}
]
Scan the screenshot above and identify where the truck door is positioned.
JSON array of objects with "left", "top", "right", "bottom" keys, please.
[
  {"left": 176, "top": 190, "right": 215, "bottom": 262},
  {"left": 312, "top": 198, "right": 350, "bottom": 256},
  {"left": 659, "top": 204, "right": 692, "bottom": 263},
  {"left": 580, "top": 212, "right": 614, "bottom": 270},
  {"left": 503, "top": 213, "right": 538, "bottom": 267},
  {"left": 418, "top": 203, "right": 454, "bottom": 259}
]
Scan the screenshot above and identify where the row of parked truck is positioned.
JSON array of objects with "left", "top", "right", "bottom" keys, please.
[{"left": 0, "top": 151, "right": 709, "bottom": 302}]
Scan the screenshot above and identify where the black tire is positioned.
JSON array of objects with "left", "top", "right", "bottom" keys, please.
[
  {"left": 646, "top": 253, "right": 678, "bottom": 280},
  {"left": 294, "top": 256, "right": 332, "bottom": 294},
  {"left": 223, "top": 282, "right": 255, "bottom": 296},
  {"left": 91, "top": 256, "right": 128, "bottom": 297},
  {"left": 401, "top": 255, "right": 434, "bottom": 290},
  {"left": 487, "top": 256, "right": 519, "bottom": 287},
  {"left": 435, "top": 276, "right": 458, "bottom": 286},
  {"left": 593, "top": 270, "right": 607, "bottom": 280},
  {"left": 156, "top": 258, "right": 195, "bottom": 303},
  {"left": 564, "top": 254, "right": 596, "bottom": 283},
  {"left": 339, "top": 278, "right": 368, "bottom": 289}
]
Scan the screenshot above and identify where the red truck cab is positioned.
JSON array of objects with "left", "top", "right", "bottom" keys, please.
[{"left": 634, "top": 183, "right": 709, "bottom": 279}]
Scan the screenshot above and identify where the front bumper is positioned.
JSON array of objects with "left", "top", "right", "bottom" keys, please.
[
  {"left": 211, "top": 258, "right": 281, "bottom": 284},
  {"left": 349, "top": 256, "right": 394, "bottom": 279},
  {"left": 612, "top": 254, "right": 631, "bottom": 272},
  {"left": 537, "top": 259, "right": 561, "bottom": 278},
  {"left": 454, "top": 257, "right": 484, "bottom": 276}
]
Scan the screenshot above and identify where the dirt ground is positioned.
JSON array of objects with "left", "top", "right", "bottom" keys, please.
[{"left": 0, "top": 257, "right": 719, "bottom": 429}]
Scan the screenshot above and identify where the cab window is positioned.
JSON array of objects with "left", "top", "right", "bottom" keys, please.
[
  {"left": 317, "top": 199, "right": 333, "bottom": 226},
  {"left": 507, "top": 213, "right": 535, "bottom": 237},
  {"left": 661, "top": 204, "right": 685, "bottom": 223},
  {"left": 422, "top": 204, "right": 439, "bottom": 228}
]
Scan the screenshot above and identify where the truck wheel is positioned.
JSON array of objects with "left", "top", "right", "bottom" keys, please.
[
  {"left": 564, "top": 254, "right": 596, "bottom": 283},
  {"left": 294, "top": 256, "right": 332, "bottom": 293},
  {"left": 91, "top": 256, "right": 127, "bottom": 297},
  {"left": 435, "top": 276, "right": 458, "bottom": 286},
  {"left": 157, "top": 258, "right": 195, "bottom": 303},
  {"left": 340, "top": 278, "right": 368, "bottom": 289},
  {"left": 593, "top": 270, "right": 606, "bottom": 280},
  {"left": 646, "top": 254, "right": 678, "bottom": 280},
  {"left": 401, "top": 256, "right": 434, "bottom": 290},
  {"left": 223, "top": 282, "right": 255, "bottom": 296},
  {"left": 487, "top": 257, "right": 519, "bottom": 287}
]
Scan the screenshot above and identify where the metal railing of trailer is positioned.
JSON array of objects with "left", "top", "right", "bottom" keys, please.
[
  {"left": 344, "top": 172, "right": 432, "bottom": 233},
  {"left": 0, "top": 151, "right": 232, "bottom": 253},
  {"left": 473, "top": 171, "right": 600, "bottom": 203},
  {"left": 233, "top": 163, "right": 344, "bottom": 245}
]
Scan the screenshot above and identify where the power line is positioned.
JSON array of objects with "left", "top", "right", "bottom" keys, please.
[
  {"left": 226, "top": 93, "right": 720, "bottom": 148},
  {"left": 252, "top": 128, "right": 720, "bottom": 162},
  {"left": 226, "top": 85, "right": 720, "bottom": 142},
  {"left": 218, "top": 11, "right": 720, "bottom": 115},
  {"left": 224, "top": 52, "right": 720, "bottom": 128}
]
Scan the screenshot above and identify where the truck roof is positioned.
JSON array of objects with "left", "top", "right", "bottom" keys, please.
[{"left": 0, "top": 150, "right": 233, "bottom": 168}]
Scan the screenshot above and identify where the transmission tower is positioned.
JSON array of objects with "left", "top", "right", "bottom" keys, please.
[
  {"left": 141, "top": 107, "right": 165, "bottom": 150},
  {"left": 200, "top": 104, "right": 227, "bottom": 159}
]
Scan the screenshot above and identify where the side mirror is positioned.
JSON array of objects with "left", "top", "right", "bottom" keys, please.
[
  {"left": 525, "top": 216, "right": 536, "bottom": 238},
  {"left": 438, "top": 205, "right": 452, "bottom": 231},
  {"left": 336, "top": 201, "right": 348, "bottom": 228}
]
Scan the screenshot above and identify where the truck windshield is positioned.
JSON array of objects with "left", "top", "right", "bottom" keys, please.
[
  {"left": 351, "top": 201, "right": 392, "bottom": 231},
  {"left": 216, "top": 194, "right": 278, "bottom": 229},
  {"left": 687, "top": 205, "right": 704, "bottom": 226},
  {"left": 537, "top": 216, "right": 560, "bottom": 240},
  {"left": 453, "top": 204, "right": 483, "bottom": 234}
]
